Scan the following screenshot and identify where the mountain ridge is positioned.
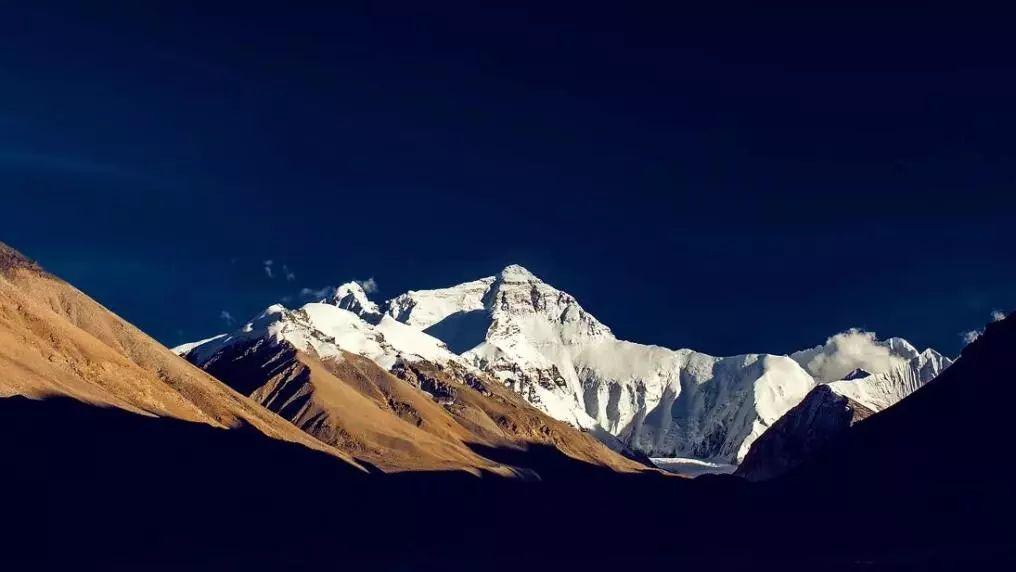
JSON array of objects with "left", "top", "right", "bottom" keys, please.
[
  {"left": 0, "top": 241, "right": 364, "bottom": 469},
  {"left": 181, "top": 263, "right": 951, "bottom": 467},
  {"left": 177, "top": 295, "right": 647, "bottom": 474}
]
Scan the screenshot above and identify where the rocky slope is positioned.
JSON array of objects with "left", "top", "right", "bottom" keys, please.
[
  {"left": 735, "top": 384, "right": 873, "bottom": 481},
  {"left": 178, "top": 301, "right": 646, "bottom": 474},
  {"left": 0, "top": 242, "right": 361, "bottom": 468}
]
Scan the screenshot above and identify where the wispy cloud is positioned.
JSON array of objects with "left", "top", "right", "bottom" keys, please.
[
  {"left": 263, "top": 260, "right": 274, "bottom": 279},
  {"left": 219, "top": 310, "right": 235, "bottom": 325},
  {"left": 297, "top": 277, "right": 377, "bottom": 303},
  {"left": 283, "top": 264, "right": 296, "bottom": 282},
  {"left": 960, "top": 309, "right": 1010, "bottom": 346},
  {"left": 357, "top": 277, "right": 378, "bottom": 293},
  {"left": 793, "top": 329, "right": 908, "bottom": 383},
  {"left": 300, "top": 286, "right": 332, "bottom": 300}
]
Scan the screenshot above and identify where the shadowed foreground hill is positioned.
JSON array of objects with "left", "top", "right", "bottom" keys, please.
[
  {"left": 2, "top": 388, "right": 1012, "bottom": 570},
  {"left": 0, "top": 395, "right": 734, "bottom": 569},
  {"left": 765, "top": 312, "right": 1016, "bottom": 555}
]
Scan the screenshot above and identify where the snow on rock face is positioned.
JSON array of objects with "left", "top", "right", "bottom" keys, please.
[
  {"left": 329, "top": 282, "right": 382, "bottom": 321},
  {"left": 383, "top": 265, "right": 822, "bottom": 463},
  {"left": 172, "top": 334, "right": 227, "bottom": 356},
  {"left": 385, "top": 277, "right": 495, "bottom": 329},
  {"left": 180, "top": 302, "right": 459, "bottom": 372},
  {"left": 178, "top": 264, "right": 952, "bottom": 466},
  {"left": 574, "top": 347, "right": 817, "bottom": 462},
  {"left": 380, "top": 265, "right": 952, "bottom": 464},
  {"left": 827, "top": 348, "right": 952, "bottom": 412}
]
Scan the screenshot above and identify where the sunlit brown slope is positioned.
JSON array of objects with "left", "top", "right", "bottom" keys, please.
[
  {"left": 191, "top": 334, "right": 647, "bottom": 475},
  {"left": 391, "top": 358, "right": 648, "bottom": 471},
  {"left": 0, "top": 241, "right": 361, "bottom": 467}
]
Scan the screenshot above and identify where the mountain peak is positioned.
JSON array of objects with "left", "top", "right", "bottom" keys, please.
[
  {"left": 498, "top": 264, "right": 538, "bottom": 282},
  {"left": 842, "top": 368, "right": 873, "bottom": 381},
  {"left": 330, "top": 281, "right": 381, "bottom": 320},
  {"left": 0, "top": 242, "right": 44, "bottom": 277}
]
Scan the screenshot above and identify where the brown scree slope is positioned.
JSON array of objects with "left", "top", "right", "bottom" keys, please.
[
  {"left": 0, "top": 241, "right": 363, "bottom": 468},
  {"left": 188, "top": 324, "right": 648, "bottom": 475}
]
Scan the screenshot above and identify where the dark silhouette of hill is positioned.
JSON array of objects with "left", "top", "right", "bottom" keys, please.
[
  {"left": 735, "top": 384, "right": 873, "bottom": 481},
  {"left": 3, "top": 373, "right": 1015, "bottom": 570},
  {"left": 758, "top": 313, "right": 1016, "bottom": 565}
]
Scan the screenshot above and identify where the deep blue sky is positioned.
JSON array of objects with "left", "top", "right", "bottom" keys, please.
[{"left": 2, "top": 2, "right": 1014, "bottom": 356}]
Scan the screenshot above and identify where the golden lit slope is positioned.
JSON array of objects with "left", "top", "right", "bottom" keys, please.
[
  {"left": 0, "top": 241, "right": 362, "bottom": 468},
  {"left": 192, "top": 326, "right": 647, "bottom": 474}
]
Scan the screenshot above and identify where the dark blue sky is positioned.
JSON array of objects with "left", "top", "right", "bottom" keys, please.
[{"left": 2, "top": 2, "right": 1014, "bottom": 356}]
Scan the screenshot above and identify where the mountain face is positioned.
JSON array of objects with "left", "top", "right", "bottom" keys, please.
[
  {"left": 733, "top": 345, "right": 950, "bottom": 480},
  {"left": 370, "top": 265, "right": 819, "bottom": 463},
  {"left": 181, "top": 264, "right": 951, "bottom": 466},
  {"left": 826, "top": 347, "right": 952, "bottom": 411},
  {"left": 329, "top": 281, "right": 382, "bottom": 321},
  {"left": 380, "top": 266, "right": 949, "bottom": 463},
  {"left": 0, "top": 242, "right": 360, "bottom": 468},
  {"left": 734, "top": 385, "right": 874, "bottom": 481},
  {"left": 178, "top": 300, "right": 645, "bottom": 474}
]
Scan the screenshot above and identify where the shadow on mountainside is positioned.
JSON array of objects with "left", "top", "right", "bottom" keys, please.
[
  {"left": 423, "top": 309, "right": 490, "bottom": 354},
  {"left": 4, "top": 317, "right": 1016, "bottom": 570},
  {"left": 467, "top": 442, "right": 645, "bottom": 481},
  {"left": 0, "top": 395, "right": 737, "bottom": 569}
]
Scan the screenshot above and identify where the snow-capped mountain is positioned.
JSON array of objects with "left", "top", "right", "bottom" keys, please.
[
  {"left": 732, "top": 345, "right": 952, "bottom": 481},
  {"left": 375, "top": 266, "right": 813, "bottom": 462},
  {"left": 826, "top": 348, "right": 952, "bottom": 412},
  {"left": 374, "top": 266, "right": 953, "bottom": 463},
  {"left": 791, "top": 331, "right": 953, "bottom": 412},
  {"left": 329, "top": 282, "right": 382, "bottom": 322},
  {"left": 174, "top": 297, "right": 645, "bottom": 473},
  {"left": 179, "top": 264, "right": 952, "bottom": 466},
  {"left": 181, "top": 302, "right": 459, "bottom": 372}
]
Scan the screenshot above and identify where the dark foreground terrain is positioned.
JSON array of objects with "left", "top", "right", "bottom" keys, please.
[{"left": 3, "top": 317, "right": 1016, "bottom": 570}]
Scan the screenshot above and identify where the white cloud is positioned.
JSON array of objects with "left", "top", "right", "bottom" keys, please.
[
  {"left": 958, "top": 310, "right": 1009, "bottom": 346},
  {"left": 792, "top": 329, "right": 909, "bottom": 383},
  {"left": 300, "top": 286, "right": 332, "bottom": 300},
  {"left": 960, "top": 330, "right": 981, "bottom": 345},
  {"left": 263, "top": 259, "right": 274, "bottom": 279},
  {"left": 357, "top": 277, "right": 378, "bottom": 293},
  {"left": 219, "top": 310, "right": 235, "bottom": 325},
  {"left": 283, "top": 264, "right": 296, "bottom": 282}
]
